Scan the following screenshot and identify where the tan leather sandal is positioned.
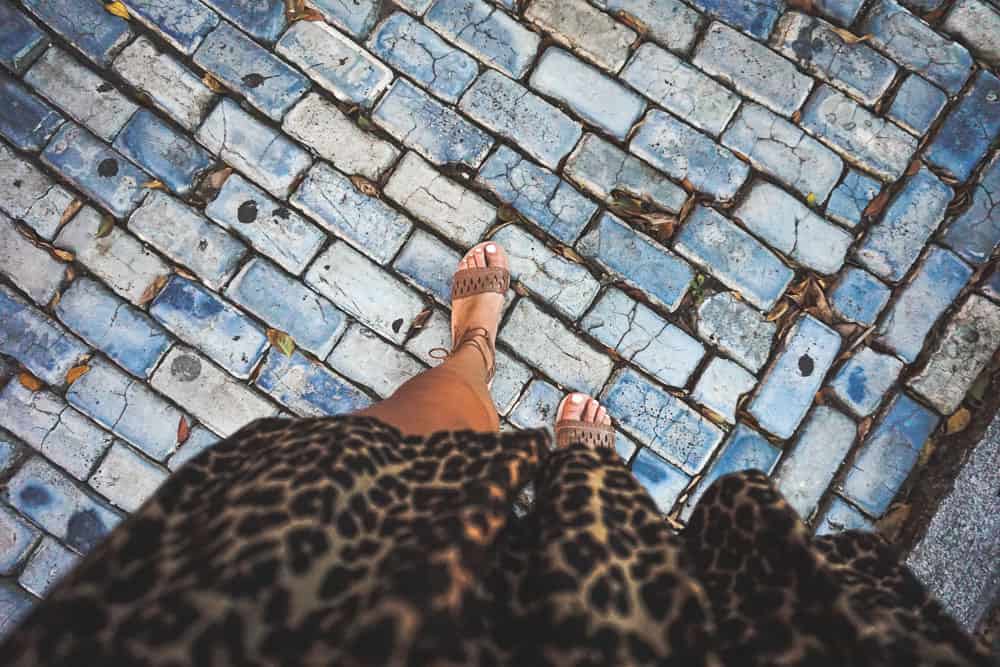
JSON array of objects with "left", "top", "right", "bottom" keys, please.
[{"left": 555, "top": 420, "right": 616, "bottom": 449}]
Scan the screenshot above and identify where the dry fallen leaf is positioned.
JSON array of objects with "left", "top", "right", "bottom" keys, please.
[
  {"left": 65, "top": 365, "right": 90, "bottom": 385},
  {"left": 791, "top": 109, "right": 802, "bottom": 124},
  {"left": 556, "top": 245, "right": 586, "bottom": 264},
  {"left": 18, "top": 372, "right": 43, "bottom": 391},
  {"left": 202, "top": 72, "right": 227, "bottom": 93},
  {"left": 766, "top": 300, "right": 790, "bottom": 322},
  {"left": 285, "top": 0, "right": 324, "bottom": 21},
  {"left": 830, "top": 26, "right": 871, "bottom": 44},
  {"left": 59, "top": 199, "right": 83, "bottom": 228},
  {"left": 640, "top": 211, "right": 678, "bottom": 238},
  {"left": 96, "top": 214, "right": 115, "bottom": 239},
  {"left": 203, "top": 166, "right": 233, "bottom": 192},
  {"left": 52, "top": 248, "right": 75, "bottom": 262},
  {"left": 905, "top": 158, "right": 922, "bottom": 177},
  {"left": 177, "top": 416, "right": 191, "bottom": 445},
  {"left": 104, "top": 1, "right": 130, "bottom": 19},
  {"left": 857, "top": 416, "right": 874, "bottom": 442},
  {"left": 497, "top": 204, "right": 520, "bottom": 223},
  {"left": 139, "top": 274, "right": 169, "bottom": 305},
  {"left": 143, "top": 179, "right": 166, "bottom": 190},
  {"left": 863, "top": 188, "right": 891, "bottom": 219},
  {"left": 267, "top": 328, "right": 296, "bottom": 357},
  {"left": 945, "top": 407, "right": 972, "bottom": 434},
  {"left": 349, "top": 175, "right": 379, "bottom": 197},
  {"left": 411, "top": 307, "right": 433, "bottom": 332},
  {"left": 616, "top": 10, "right": 648, "bottom": 35},
  {"left": 174, "top": 266, "right": 198, "bottom": 280}
]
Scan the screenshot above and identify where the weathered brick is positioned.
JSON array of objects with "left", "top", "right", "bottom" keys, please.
[
  {"left": 508, "top": 378, "right": 562, "bottom": 429},
  {"left": 18, "top": 536, "right": 78, "bottom": 597},
  {"left": 909, "top": 295, "right": 1000, "bottom": 414},
  {"left": 478, "top": 146, "right": 597, "bottom": 244},
  {"left": 690, "top": 357, "right": 756, "bottom": 423},
  {"left": 113, "top": 110, "right": 214, "bottom": 196},
  {"left": 200, "top": 0, "right": 286, "bottom": 43},
  {"left": 830, "top": 346, "right": 903, "bottom": 418},
  {"left": 696, "top": 291, "right": 776, "bottom": 373},
  {"left": 0, "top": 285, "right": 89, "bottom": 386},
  {"left": 530, "top": 47, "right": 645, "bottom": 141},
  {"left": 940, "top": 153, "right": 1000, "bottom": 266},
  {"left": 814, "top": 496, "right": 872, "bottom": 534},
  {"left": 397, "top": 0, "right": 434, "bottom": 14},
  {"left": 276, "top": 20, "right": 392, "bottom": 107},
  {"left": 686, "top": 0, "right": 782, "bottom": 39},
  {"left": 392, "top": 229, "right": 461, "bottom": 304},
  {"left": 630, "top": 110, "right": 749, "bottom": 201},
  {"left": 631, "top": 447, "right": 690, "bottom": 513},
  {"left": 310, "top": 0, "right": 380, "bottom": 38},
  {"left": 328, "top": 324, "right": 426, "bottom": 398},
  {"left": 525, "top": 0, "right": 635, "bottom": 72},
  {"left": 925, "top": 70, "right": 1000, "bottom": 183},
  {"left": 121, "top": 0, "right": 219, "bottom": 54},
  {"left": 0, "top": 141, "right": 74, "bottom": 240},
  {"left": 197, "top": 98, "right": 313, "bottom": 198},
  {"left": 590, "top": 0, "right": 701, "bottom": 53},
  {"left": 829, "top": 266, "right": 891, "bottom": 326},
  {"left": 887, "top": 74, "right": 947, "bottom": 137},
  {"left": 0, "top": 438, "right": 22, "bottom": 475},
  {"left": 22, "top": 0, "right": 131, "bottom": 67},
  {"left": 0, "top": 505, "right": 39, "bottom": 575},
  {"left": 0, "top": 212, "right": 65, "bottom": 305},
  {"left": 461, "top": 69, "right": 583, "bottom": 170},
  {"left": 825, "top": 169, "right": 881, "bottom": 229},
  {"left": 368, "top": 12, "right": 478, "bottom": 103},
  {"left": 373, "top": 79, "right": 494, "bottom": 168},
  {"left": 492, "top": 347, "right": 532, "bottom": 416},
  {"left": 876, "top": 246, "right": 973, "bottom": 363},
  {"left": 811, "top": 0, "right": 865, "bottom": 26},
  {"left": 675, "top": 206, "right": 794, "bottom": 311},
  {"left": 425, "top": 0, "right": 541, "bottom": 78},
  {"left": 89, "top": 442, "right": 167, "bottom": 512},
  {"left": 0, "top": 73, "right": 64, "bottom": 152},
  {"left": 255, "top": 348, "right": 371, "bottom": 416},
  {"left": 749, "top": 314, "right": 842, "bottom": 439},
  {"left": 0, "top": 2, "right": 48, "bottom": 74},
  {"left": 942, "top": 0, "right": 1000, "bottom": 68}
]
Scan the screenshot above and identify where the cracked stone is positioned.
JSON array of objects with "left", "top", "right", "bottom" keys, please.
[
  {"left": 200, "top": 0, "right": 286, "bottom": 43},
  {"left": 0, "top": 211, "right": 66, "bottom": 305},
  {"left": 22, "top": 0, "right": 132, "bottom": 67},
  {"left": 392, "top": 228, "right": 463, "bottom": 304},
  {"left": 425, "top": 0, "right": 541, "bottom": 79},
  {"left": 309, "top": 0, "right": 381, "bottom": 39},
  {"left": 690, "top": 357, "right": 756, "bottom": 423},
  {"left": 925, "top": 70, "right": 1000, "bottom": 183},
  {"left": 590, "top": 0, "right": 701, "bottom": 53},
  {"left": 89, "top": 441, "right": 168, "bottom": 512},
  {"left": 256, "top": 346, "right": 371, "bottom": 415},
  {"left": 829, "top": 346, "right": 904, "bottom": 417},
  {"left": 0, "top": 141, "right": 74, "bottom": 240},
  {"left": 829, "top": 266, "right": 891, "bottom": 326},
  {"left": 328, "top": 324, "right": 426, "bottom": 398},
  {"left": 18, "top": 536, "right": 79, "bottom": 597},
  {"left": 774, "top": 406, "right": 856, "bottom": 518},
  {"left": 826, "top": 168, "right": 881, "bottom": 229},
  {"left": 940, "top": 152, "right": 1000, "bottom": 265},
  {"left": 815, "top": 496, "right": 872, "bottom": 535},
  {"left": 525, "top": 0, "right": 636, "bottom": 72},
  {"left": 941, "top": 0, "right": 1000, "bottom": 68},
  {"left": 0, "top": 2, "right": 48, "bottom": 74},
  {"left": 118, "top": 0, "right": 219, "bottom": 55},
  {"left": 686, "top": 0, "right": 782, "bottom": 39},
  {"left": 696, "top": 292, "right": 776, "bottom": 373},
  {"left": 114, "top": 110, "right": 214, "bottom": 197},
  {"left": 0, "top": 284, "right": 89, "bottom": 386},
  {"left": 887, "top": 73, "right": 948, "bottom": 137}
]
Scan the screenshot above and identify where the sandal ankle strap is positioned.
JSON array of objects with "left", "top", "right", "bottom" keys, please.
[{"left": 430, "top": 327, "right": 496, "bottom": 382}]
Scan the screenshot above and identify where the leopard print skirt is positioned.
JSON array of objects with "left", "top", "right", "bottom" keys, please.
[{"left": 2, "top": 417, "right": 991, "bottom": 665}]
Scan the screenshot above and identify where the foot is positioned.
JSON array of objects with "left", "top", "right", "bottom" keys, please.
[
  {"left": 450, "top": 241, "right": 509, "bottom": 373},
  {"left": 555, "top": 393, "right": 614, "bottom": 449}
]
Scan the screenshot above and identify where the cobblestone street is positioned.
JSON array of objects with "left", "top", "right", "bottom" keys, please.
[{"left": 1, "top": 0, "right": 999, "bottom": 636}]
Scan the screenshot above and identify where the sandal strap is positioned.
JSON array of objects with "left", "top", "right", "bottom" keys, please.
[
  {"left": 452, "top": 267, "right": 509, "bottom": 300},
  {"left": 430, "top": 327, "right": 496, "bottom": 383},
  {"left": 555, "top": 420, "right": 616, "bottom": 450}
]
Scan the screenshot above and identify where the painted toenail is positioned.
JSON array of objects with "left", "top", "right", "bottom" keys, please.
[
  {"left": 486, "top": 244, "right": 497, "bottom": 253},
  {"left": 571, "top": 394, "right": 585, "bottom": 404}
]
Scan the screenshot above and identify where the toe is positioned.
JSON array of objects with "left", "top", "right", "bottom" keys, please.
[
  {"left": 557, "top": 393, "right": 589, "bottom": 422},
  {"left": 472, "top": 244, "right": 486, "bottom": 269},
  {"left": 583, "top": 398, "right": 600, "bottom": 423},
  {"left": 596, "top": 406, "right": 609, "bottom": 425},
  {"left": 483, "top": 242, "right": 509, "bottom": 270}
]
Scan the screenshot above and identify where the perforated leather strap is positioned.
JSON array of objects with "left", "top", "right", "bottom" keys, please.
[
  {"left": 555, "top": 421, "right": 616, "bottom": 450},
  {"left": 451, "top": 267, "right": 509, "bottom": 300}
]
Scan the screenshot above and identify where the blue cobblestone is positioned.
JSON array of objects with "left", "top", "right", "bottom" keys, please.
[
  {"left": 201, "top": 0, "right": 286, "bottom": 43},
  {"left": 374, "top": 79, "right": 494, "bottom": 168},
  {"left": 0, "top": 582, "right": 35, "bottom": 638},
  {"left": 392, "top": 229, "right": 461, "bottom": 304},
  {"left": 425, "top": 0, "right": 541, "bottom": 79},
  {"left": 591, "top": 0, "right": 701, "bottom": 54},
  {"left": 888, "top": 74, "right": 948, "bottom": 137},
  {"left": 167, "top": 424, "right": 219, "bottom": 470},
  {"left": 578, "top": 212, "right": 693, "bottom": 312},
  {"left": 18, "top": 535, "right": 78, "bottom": 597},
  {"left": 114, "top": 110, "right": 213, "bottom": 196},
  {"left": 0, "top": 211, "right": 66, "bottom": 305},
  {"left": 686, "top": 0, "right": 781, "bottom": 39},
  {"left": 328, "top": 324, "right": 426, "bottom": 398},
  {"left": 123, "top": 0, "right": 219, "bottom": 55},
  {"left": 150, "top": 276, "right": 268, "bottom": 379},
  {"left": 256, "top": 349, "right": 371, "bottom": 417},
  {"left": 55, "top": 277, "right": 170, "bottom": 378},
  {"left": 940, "top": 152, "right": 1000, "bottom": 266},
  {"left": 491, "top": 348, "right": 531, "bottom": 417},
  {"left": 508, "top": 378, "right": 562, "bottom": 429},
  {"left": 0, "top": 73, "right": 63, "bottom": 152},
  {"left": 311, "top": 0, "right": 380, "bottom": 38},
  {"left": 0, "top": 141, "right": 74, "bottom": 241},
  {"left": 478, "top": 146, "right": 596, "bottom": 244},
  {"left": 0, "top": 505, "right": 39, "bottom": 575},
  {"left": 749, "top": 314, "right": 842, "bottom": 439},
  {"left": 876, "top": 246, "right": 972, "bottom": 363},
  {"left": 631, "top": 110, "right": 748, "bottom": 201},
  {"left": 368, "top": 12, "right": 478, "bottom": 104},
  {"left": 690, "top": 357, "right": 756, "bottom": 423},
  {"left": 826, "top": 169, "right": 881, "bottom": 229},
  {"left": 631, "top": 448, "right": 689, "bottom": 513},
  {"left": 0, "top": 2, "right": 48, "bottom": 74},
  {"left": 774, "top": 406, "right": 856, "bottom": 518},
  {"left": 841, "top": 392, "right": 939, "bottom": 517},
  {"left": 812, "top": 0, "right": 865, "bottom": 25},
  {"left": 22, "top": 0, "right": 131, "bottom": 67},
  {"left": 0, "top": 437, "right": 20, "bottom": 474},
  {"left": 0, "top": 285, "right": 89, "bottom": 387},
  {"left": 829, "top": 267, "right": 892, "bottom": 326},
  {"left": 830, "top": 346, "right": 904, "bottom": 418},
  {"left": 814, "top": 496, "right": 872, "bottom": 535},
  {"left": 925, "top": 70, "right": 1000, "bottom": 183},
  {"left": 674, "top": 206, "right": 794, "bottom": 311},
  {"left": 461, "top": 69, "right": 583, "bottom": 169}
]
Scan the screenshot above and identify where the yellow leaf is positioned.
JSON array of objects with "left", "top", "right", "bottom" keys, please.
[
  {"left": 267, "top": 328, "right": 296, "bottom": 357},
  {"left": 104, "top": 1, "right": 130, "bottom": 19},
  {"left": 946, "top": 407, "right": 971, "bottom": 434},
  {"left": 143, "top": 180, "right": 166, "bottom": 190},
  {"left": 202, "top": 72, "right": 227, "bottom": 93},
  {"left": 96, "top": 215, "right": 115, "bottom": 238},
  {"left": 18, "top": 372, "right": 43, "bottom": 391},
  {"left": 806, "top": 192, "right": 817, "bottom": 206},
  {"left": 65, "top": 365, "right": 90, "bottom": 385},
  {"left": 52, "top": 248, "right": 75, "bottom": 262}
]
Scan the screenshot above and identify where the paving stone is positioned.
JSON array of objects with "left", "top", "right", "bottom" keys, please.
[
  {"left": 0, "top": 438, "right": 21, "bottom": 474},
  {"left": 461, "top": 69, "right": 583, "bottom": 170},
  {"left": 167, "top": 424, "right": 220, "bottom": 470},
  {"left": 564, "top": 133, "right": 687, "bottom": 213},
  {"left": 749, "top": 314, "right": 842, "bottom": 439},
  {"left": 582, "top": 287, "right": 704, "bottom": 387},
  {"left": 55, "top": 277, "right": 170, "bottom": 378},
  {"left": 829, "top": 266, "right": 892, "bottom": 326},
  {"left": 122, "top": 0, "right": 219, "bottom": 54},
  {"left": 55, "top": 206, "right": 170, "bottom": 306},
  {"left": 861, "top": 0, "right": 973, "bottom": 94},
  {"left": 0, "top": 381, "right": 113, "bottom": 480},
  {"left": 674, "top": 206, "right": 794, "bottom": 311},
  {"left": 397, "top": 0, "right": 434, "bottom": 14},
  {"left": 368, "top": 12, "right": 478, "bottom": 104},
  {"left": 530, "top": 47, "right": 645, "bottom": 141},
  {"left": 328, "top": 324, "right": 425, "bottom": 398},
  {"left": 478, "top": 146, "right": 596, "bottom": 244},
  {"left": 150, "top": 346, "right": 279, "bottom": 437},
  {"left": 856, "top": 167, "right": 953, "bottom": 282},
  {"left": 811, "top": 0, "right": 866, "bottom": 26},
  {"left": 404, "top": 307, "right": 452, "bottom": 364},
  {"left": 227, "top": 258, "right": 347, "bottom": 359},
  {"left": 22, "top": 0, "right": 131, "bottom": 67},
  {"left": 18, "top": 536, "right": 78, "bottom": 597},
  {"left": 604, "top": 368, "right": 724, "bottom": 474},
  {"left": 0, "top": 141, "right": 74, "bottom": 241},
  {"left": 680, "top": 422, "right": 781, "bottom": 520},
  {"left": 800, "top": 86, "right": 917, "bottom": 182},
  {"left": 425, "top": 0, "right": 541, "bottom": 78},
  {"left": 205, "top": 173, "right": 325, "bottom": 275},
  {"left": 276, "top": 20, "right": 392, "bottom": 108},
  {"left": 385, "top": 151, "right": 495, "bottom": 247},
  {"left": 42, "top": 123, "right": 149, "bottom": 219},
  {"left": 129, "top": 192, "right": 246, "bottom": 289},
  {"left": 0, "top": 285, "right": 89, "bottom": 386},
  {"left": 734, "top": 181, "right": 853, "bottom": 274},
  {"left": 0, "top": 2, "right": 48, "bottom": 74},
  {"left": 491, "top": 348, "right": 532, "bottom": 416},
  {"left": 841, "top": 392, "right": 939, "bottom": 517},
  {"left": 508, "top": 378, "right": 562, "bottom": 429},
  {"left": 0, "top": 212, "right": 65, "bottom": 305},
  {"left": 373, "top": 79, "right": 494, "bottom": 169},
  {"left": 392, "top": 229, "right": 461, "bottom": 305},
  {"left": 25, "top": 46, "right": 137, "bottom": 143},
  {"left": 830, "top": 347, "right": 904, "bottom": 417},
  {"left": 825, "top": 169, "right": 881, "bottom": 229},
  {"left": 690, "top": 357, "right": 756, "bottom": 423},
  {"left": 772, "top": 12, "right": 897, "bottom": 106},
  {"left": 112, "top": 37, "right": 215, "bottom": 132},
  {"left": 721, "top": 104, "right": 843, "bottom": 204},
  {"left": 0, "top": 73, "right": 64, "bottom": 152},
  {"left": 631, "top": 447, "right": 689, "bottom": 513},
  {"left": 774, "top": 407, "right": 856, "bottom": 519},
  {"left": 685, "top": 0, "right": 782, "bottom": 39},
  {"left": 630, "top": 110, "right": 749, "bottom": 201},
  {"left": 887, "top": 74, "right": 948, "bottom": 137},
  {"left": 0, "top": 581, "right": 35, "bottom": 639},
  {"left": 525, "top": 0, "right": 635, "bottom": 72},
  {"left": 310, "top": 0, "right": 380, "bottom": 38},
  {"left": 877, "top": 246, "right": 972, "bottom": 363},
  {"left": 113, "top": 110, "right": 213, "bottom": 197},
  {"left": 89, "top": 442, "right": 167, "bottom": 512},
  {"left": 694, "top": 22, "right": 812, "bottom": 117},
  {"left": 255, "top": 347, "right": 371, "bottom": 416},
  {"left": 942, "top": 0, "right": 1000, "bottom": 68},
  {"left": 696, "top": 292, "right": 776, "bottom": 373},
  {"left": 200, "top": 0, "right": 286, "bottom": 43},
  {"left": 925, "top": 70, "right": 1000, "bottom": 183},
  {"left": 494, "top": 225, "right": 599, "bottom": 319},
  {"left": 613, "top": 431, "right": 639, "bottom": 463},
  {"left": 292, "top": 162, "right": 411, "bottom": 265},
  {"left": 500, "top": 299, "right": 613, "bottom": 394},
  {"left": 150, "top": 276, "right": 268, "bottom": 379},
  {"left": 197, "top": 98, "right": 313, "bottom": 198},
  {"left": 941, "top": 153, "right": 1000, "bottom": 266},
  {"left": 589, "top": 0, "right": 701, "bottom": 54},
  {"left": 909, "top": 295, "right": 1000, "bottom": 414},
  {"left": 305, "top": 242, "right": 427, "bottom": 344},
  {"left": 0, "top": 505, "right": 39, "bottom": 575}
]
